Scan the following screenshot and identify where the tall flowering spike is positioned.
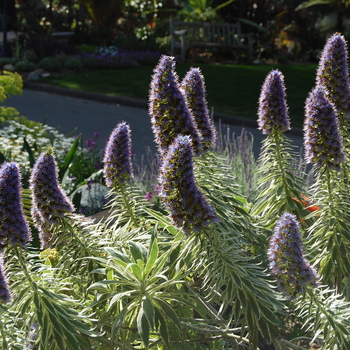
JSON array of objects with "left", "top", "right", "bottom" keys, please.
[
  {"left": 30, "top": 149, "right": 74, "bottom": 228},
  {"left": 181, "top": 67, "right": 216, "bottom": 150},
  {"left": 149, "top": 55, "right": 203, "bottom": 155},
  {"left": 316, "top": 33, "right": 350, "bottom": 117},
  {"left": 304, "top": 86, "right": 346, "bottom": 171},
  {"left": 0, "top": 256, "right": 11, "bottom": 303},
  {"left": 103, "top": 121, "right": 134, "bottom": 187},
  {"left": 258, "top": 70, "right": 291, "bottom": 134},
  {"left": 31, "top": 201, "right": 53, "bottom": 249},
  {"left": 0, "top": 162, "right": 31, "bottom": 251},
  {"left": 159, "top": 135, "right": 219, "bottom": 235},
  {"left": 268, "top": 213, "right": 318, "bottom": 299}
]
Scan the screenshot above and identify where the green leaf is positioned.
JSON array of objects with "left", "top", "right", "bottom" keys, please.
[
  {"left": 40, "top": 312, "right": 51, "bottom": 348},
  {"left": 22, "top": 136, "right": 36, "bottom": 168},
  {"left": 111, "top": 307, "right": 129, "bottom": 341},
  {"left": 131, "top": 263, "right": 143, "bottom": 280},
  {"left": 144, "top": 208, "right": 179, "bottom": 235},
  {"left": 129, "top": 241, "right": 148, "bottom": 263},
  {"left": 258, "top": 317, "right": 272, "bottom": 344},
  {"left": 59, "top": 134, "right": 81, "bottom": 180},
  {"left": 233, "top": 298, "right": 241, "bottom": 321},
  {"left": 142, "top": 297, "right": 155, "bottom": 329},
  {"left": 155, "top": 308, "right": 169, "bottom": 346},
  {"left": 246, "top": 292, "right": 260, "bottom": 319},
  {"left": 259, "top": 303, "right": 283, "bottom": 327},
  {"left": 154, "top": 298, "right": 181, "bottom": 334},
  {"left": 137, "top": 308, "right": 150, "bottom": 347},
  {"left": 108, "top": 291, "right": 131, "bottom": 312},
  {"left": 51, "top": 323, "right": 65, "bottom": 350},
  {"left": 238, "top": 288, "right": 247, "bottom": 308},
  {"left": 169, "top": 244, "right": 181, "bottom": 267},
  {"left": 105, "top": 247, "right": 130, "bottom": 263},
  {"left": 144, "top": 239, "right": 159, "bottom": 278}
]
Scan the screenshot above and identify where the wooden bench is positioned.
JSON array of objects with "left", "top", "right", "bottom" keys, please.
[{"left": 170, "top": 19, "right": 253, "bottom": 63}]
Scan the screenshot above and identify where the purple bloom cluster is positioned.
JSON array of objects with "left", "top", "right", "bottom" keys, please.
[
  {"left": 181, "top": 67, "right": 216, "bottom": 150},
  {"left": 149, "top": 55, "right": 203, "bottom": 155},
  {"left": 258, "top": 70, "right": 291, "bottom": 134},
  {"left": 86, "top": 138, "right": 96, "bottom": 152},
  {"left": 304, "top": 86, "right": 345, "bottom": 171},
  {"left": 30, "top": 150, "right": 74, "bottom": 247},
  {"left": 316, "top": 33, "right": 350, "bottom": 118},
  {"left": 0, "top": 256, "right": 11, "bottom": 303},
  {"left": 0, "top": 162, "right": 31, "bottom": 251},
  {"left": 268, "top": 213, "right": 318, "bottom": 298},
  {"left": 159, "top": 135, "right": 219, "bottom": 235},
  {"left": 81, "top": 49, "right": 161, "bottom": 68},
  {"left": 103, "top": 122, "right": 134, "bottom": 187}
]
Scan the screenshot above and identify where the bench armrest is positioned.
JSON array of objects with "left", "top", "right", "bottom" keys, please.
[{"left": 239, "top": 33, "right": 253, "bottom": 46}]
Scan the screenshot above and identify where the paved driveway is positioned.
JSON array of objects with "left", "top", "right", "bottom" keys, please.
[{"left": 3, "top": 87, "right": 304, "bottom": 160}]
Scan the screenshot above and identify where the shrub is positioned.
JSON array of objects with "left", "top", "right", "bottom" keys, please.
[
  {"left": 64, "top": 57, "right": 83, "bottom": 71},
  {"left": 77, "top": 44, "right": 97, "bottom": 53},
  {"left": 81, "top": 56, "right": 102, "bottom": 69},
  {"left": 0, "top": 57, "right": 13, "bottom": 68},
  {"left": 39, "top": 57, "right": 62, "bottom": 72},
  {"left": 14, "top": 60, "right": 37, "bottom": 72}
]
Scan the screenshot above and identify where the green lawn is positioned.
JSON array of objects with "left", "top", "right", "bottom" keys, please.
[{"left": 42, "top": 63, "right": 318, "bottom": 129}]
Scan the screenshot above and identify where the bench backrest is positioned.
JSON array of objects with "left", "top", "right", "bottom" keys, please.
[{"left": 170, "top": 20, "right": 243, "bottom": 46}]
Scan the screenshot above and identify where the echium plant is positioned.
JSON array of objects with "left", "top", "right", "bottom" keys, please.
[
  {"left": 159, "top": 134, "right": 219, "bottom": 235},
  {"left": 257, "top": 70, "right": 291, "bottom": 135},
  {"left": 0, "top": 122, "right": 28, "bottom": 309},
  {"left": 0, "top": 256, "right": 11, "bottom": 303},
  {"left": 103, "top": 121, "right": 133, "bottom": 187},
  {"left": 149, "top": 55, "right": 203, "bottom": 155},
  {"left": 181, "top": 67, "right": 216, "bottom": 150},
  {"left": 316, "top": 33, "right": 350, "bottom": 130},
  {"left": 103, "top": 121, "right": 138, "bottom": 225},
  {"left": 268, "top": 212, "right": 318, "bottom": 299},
  {"left": 30, "top": 148, "right": 74, "bottom": 248},
  {"left": 304, "top": 86, "right": 345, "bottom": 171},
  {"left": 0, "top": 162, "right": 31, "bottom": 251},
  {"left": 304, "top": 86, "right": 350, "bottom": 292},
  {"left": 252, "top": 70, "right": 307, "bottom": 229}
]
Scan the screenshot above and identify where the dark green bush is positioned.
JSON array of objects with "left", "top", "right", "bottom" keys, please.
[
  {"left": 39, "top": 57, "right": 62, "bottom": 72},
  {"left": 64, "top": 57, "right": 83, "bottom": 70},
  {"left": 77, "top": 44, "right": 96, "bottom": 53},
  {"left": 14, "top": 60, "right": 37, "bottom": 72},
  {"left": 81, "top": 56, "right": 102, "bottom": 70},
  {"left": 0, "top": 58, "right": 14, "bottom": 68}
]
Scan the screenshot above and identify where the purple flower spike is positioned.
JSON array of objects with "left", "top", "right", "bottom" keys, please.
[
  {"left": 30, "top": 149, "right": 74, "bottom": 228},
  {"left": 0, "top": 162, "right": 31, "bottom": 251},
  {"left": 149, "top": 55, "right": 203, "bottom": 155},
  {"left": 258, "top": 70, "right": 291, "bottom": 134},
  {"left": 181, "top": 67, "right": 216, "bottom": 150},
  {"left": 316, "top": 33, "right": 350, "bottom": 117},
  {"left": 31, "top": 201, "right": 52, "bottom": 249},
  {"left": 0, "top": 256, "right": 11, "bottom": 303},
  {"left": 159, "top": 135, "right": 219, "bottom": 235},
  {"left": 103, "top": 122, "right": 133, "bottom": 187},
  {"left": 304, "top": 86, "right": 345, "bottom": 171},
  {"left": 268, "top": 213, "right": 318, "bottom": 298}
]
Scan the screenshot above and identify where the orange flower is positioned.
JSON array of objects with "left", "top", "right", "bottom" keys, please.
[{"left": 292, "top": 194, "right": 320, "bottom": 213}]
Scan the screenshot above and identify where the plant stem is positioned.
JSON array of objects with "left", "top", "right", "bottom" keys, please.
[
  {"left": 13, "top": 246, "right": 37, "bottom": 291},
  {"left": 325, "top": 167, "right": 344, "bottom": 292},
  {"left": 119, "top": 183, "right": 136, "bottom": 225},
  {"left": 273, "top": 130, "right": 291, "bottom": 201},
  {"left": 279, "top": 338, "right": 308, "bottom": 350}
]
